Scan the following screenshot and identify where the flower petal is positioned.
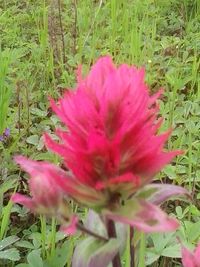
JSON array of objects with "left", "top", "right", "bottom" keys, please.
[
  {"left": 182, "top": 246, "right": 196, "bottom": 267},
  {"left": 11, "top": 193, "right": 35, "bottom": 210},
  {"left": 136, "top": 183, "right": 190, "bottom": 205},
  {"left": 60, "top": 216, "right": 78, "bottom": 235},
  {"left": 104, "top": 199, "right": 179, "bottom": 233},
  {"left": 194, "top": 243, "right": 200, "bottom": 259},
  {"left": 15, "top": 156, "right": 106, "bottom": 208},
  {"left": 95, "top": 172, "right": 140, "bottom": 192}
]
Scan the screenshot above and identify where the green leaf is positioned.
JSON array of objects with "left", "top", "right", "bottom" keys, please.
[
  {"left": 84, "top": 209, "right": 127, "bottom": 254},
  {"left": 15, "top": 263, "right": 30, "bottom": 267},
  {"left": 72, "top": 237, "right": 120, "bottom": 267},
  {"left": 31, "top": 108, "right": 47, "bottom": 118},
  {"left": 0, "top": 235, "right": 19, "bottom": 251},
  {"left": 27, "top": 250, "right": 43, "bottom": 267},
  {"left": 46, "top": 240, "right": 69, "bottom": 267},
  {"left": 184, "top": 220, "right": 200, "bottom": 242},
  {"left": 0, "top": 248, "right": 20, "bottom": 261},
  {"left": 146, "top": 251, "right": 160, "bottom": 266},
  {"left": 29, "top": 232, "right": 41, "bottom": 249},
  {"left": 15, "top": 264, "right": 29, "bottom": 267},
  {"left": 161, "top": 244, "right": 181, "bottom": 258},
  {"left": 26, "top": 135, "right": 39, "bottom": 146},
  {"left": 0, "top": 179, "right": 17, "bottom": 195},
  {"left": 163, "top": 165, "right": 176, "bottom": 179},
  {"left": 0, "top": 200, "right": 13, "bottom": 239},
  {"left": 15, "top": 240, "right": 34, "bottom": 249}
]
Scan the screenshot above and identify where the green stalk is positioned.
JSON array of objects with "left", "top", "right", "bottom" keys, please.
[
  {"left": 50, "top": 217, "right": 57, "bottom": 257},
  {"left": 138, "top": 232, "right": 146, "bottom": 267},
  {"left": 40, "top": 215, "right": 47, "bottom": 258}
]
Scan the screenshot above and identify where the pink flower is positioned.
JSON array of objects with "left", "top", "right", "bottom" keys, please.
[
  {"left": 60, "top": 216, "right": 79, "bottom": 235},
  {"left": 12, "top": 156, "right": 107, "bottom": 211},
  {"left": 12, "top": 156, "right": 81, "bottom": 233},
  {"left": 12, "top": 56, "right": 186, "bottom": 233},
  {"left": 45, "top": 56, "right": 181, "bottom": 194},
  {"left": 12, "top": 156, "right": 67, "bottom": 215},
  {"left": 182, "top": 243, "right": 200, "bottom": 267}
]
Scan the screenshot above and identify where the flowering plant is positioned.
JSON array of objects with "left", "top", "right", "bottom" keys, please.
[
  {"left": 0, "top": 127, "right": 10, "bottom": 142},
  {"left": 12, "top": 57, "right": 188, "bottom": 266}
]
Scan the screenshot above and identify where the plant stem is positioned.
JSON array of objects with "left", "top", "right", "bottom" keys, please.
[
  {"left": 76, "top": 222, "right": 108, "bottom": 242},
  {"left": 138, "top": 232, "right": 146, "bottom": 267},
  {"left": 130, "top": 226, "right": 135, "bottom": 267},
  {"left": 60, "top": 214, "right": 108, "bottom": 242},
  {"left": 107, "top": 219, "right": 122, "bottom": 267},
  {"left": 57, "top": 0, "right": 66, "bottom": 64},
  {"left": 40, "top": 215, "right": 47, "bottom": 258},
  {"left": 73, "top": 0, "right": 77, "bottom": 54}
]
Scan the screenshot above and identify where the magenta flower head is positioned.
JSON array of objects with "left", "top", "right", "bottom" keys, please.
[
  {"left": 43, "top": 56, "right": 186, "bottom": 232},
  {"left": 182, "top": 243, "right": 200, "bottom": 267},
  {"left": 12, "top": 156, "right": 78, "bottom": 233},
  {"left": 12, "top": 156, "right": 67, "bottom": 215},
  {"left": 12, "top": 56, "right": 187, "bottom": 234},
  {"left": 46, "top": 57, "right": 181, "bottom": 191}
]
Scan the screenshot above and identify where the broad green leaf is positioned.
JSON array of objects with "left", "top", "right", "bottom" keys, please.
[
  {"left": 29, "top": 232, "right": 42, "bottom": 249},
  {"left": 176, "top": 206, "right": 183, "bottom": 219},
  {"left": 163, "top": 165, "right": 176, "bottom": 179},
  {"left": 188, "top": 205, "right": 200, "bottom": 216},
  {"left": 30, "top": 108, "right": 47, "bottom": 118},
  {"left": 26, "top": 135, "right": 39, "bottom": 146},
  {"left": 151, "top": 232, "right": 175, "bottom": 252},
  {"left": 0, "top": 248, "right": 20, "bottom": 261},
  {"left": 161, "top": 244, "right": 181, "bottom": 258},
  {"left": 0, "top": 179, "right": 17, "bottom": 194},
  {"left": 146, "top": 251, "right": 160, "bottom": 266},
  {"left": 27, "top": 250, "right": 43, "bottom": 267},
  {"left": 15, "top": 240, "right": 34, "bottom": 249},
  {"left": 72, "top": 237, "right": 120, "bottom": 267},
  {"left": 46, "top": 240, "right": 69, "bottom": 267},
  {"left": 0, "top": 235, "right": 19, "bottom": 251},
  {"left": 184, "top": 221, "right": 200, "bottom": 242}
]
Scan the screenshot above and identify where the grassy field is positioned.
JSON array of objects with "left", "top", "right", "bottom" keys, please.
[{"left": 0, "top": 0, "right": 200, "bottom": 266}]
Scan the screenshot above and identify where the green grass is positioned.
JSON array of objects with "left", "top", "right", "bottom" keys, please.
[
  {"left": 0, "top": 49, "right": 13, "bottom": 135},
  {"left": 0, "top": 0, "right": 200, "bottom": 266}
]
